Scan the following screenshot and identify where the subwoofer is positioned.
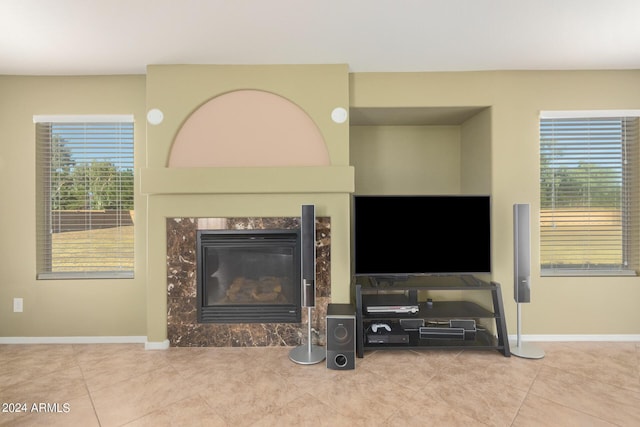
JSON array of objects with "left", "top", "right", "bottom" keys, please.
[{"left": 326, "top": 303, "right": 355, "bottom": 370}]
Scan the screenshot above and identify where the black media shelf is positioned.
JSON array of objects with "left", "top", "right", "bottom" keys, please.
[
  {"left": 354, "top": 275, "right": 510, "bottom": 357},
  {"left": 362, "top": 301, "right": 495, "bottom": 320},
  {"left": 363, "top": 329, "right": 499, "bottom": 350}
]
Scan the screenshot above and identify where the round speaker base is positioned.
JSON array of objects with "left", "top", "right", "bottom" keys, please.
[
  {"left": 509, "top": 340, "right": 545, "bottom": 359},
  {"left": 289, "top": 344, "right": 326, "bottom": 365}
]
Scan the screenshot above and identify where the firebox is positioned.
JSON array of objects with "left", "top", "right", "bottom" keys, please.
[{"left": 196, "top": 229, "right": 301, "bottom": 323}]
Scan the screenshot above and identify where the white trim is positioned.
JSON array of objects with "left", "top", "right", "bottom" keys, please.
[
  {"left": 540, "top": 110, "right": 640, "bottom": 119},
  {"left": 37, "top": 271, "right": 134, "bottom": 280},
  {"left": 0, "top": 336, "right": 171, "bottom": 350},
  {"left": 509, "top": 334, "right": 640, "bottom": 342},
  {"left": 145, "top": 339, "right": 170, "bottom": 350},
  {"left": 33, "top": 114, "right": 134, "bottom": 123},
  {"left": 541, "top": 269, "right": 637, "bottom": 277},
  {"left": 0, "top": 336, "right": 147, "bottom": 345}
]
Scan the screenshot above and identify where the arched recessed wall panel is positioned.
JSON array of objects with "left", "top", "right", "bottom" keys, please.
[{"left": 168, "top": 89, "right": 330, "bottom": 167}]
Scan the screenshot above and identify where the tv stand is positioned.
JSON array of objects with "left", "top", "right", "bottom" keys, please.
[{"left": 354, "top": 275, "right": 510, "bottom": 357}]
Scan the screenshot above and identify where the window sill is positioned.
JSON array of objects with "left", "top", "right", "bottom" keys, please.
[
  {"left": 541, "top": 269, "right": 637, "bottom": 277},
  {"left": 37, "top": 271, "right": 134, "bottom": 280}
]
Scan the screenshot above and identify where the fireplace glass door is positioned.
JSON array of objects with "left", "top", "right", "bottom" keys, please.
[{"left": 197, "top": 230, "right": 301, "bottom": 323}]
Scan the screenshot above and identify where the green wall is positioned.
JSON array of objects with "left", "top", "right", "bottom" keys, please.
[
  {"left": 0, "top": 75, "right": 147, "bottom": 338},
  {"left": 351, "top": 70, "right": 640, "bottom": 335},
  {"left": 1, "top": 69, "right": 639, "bottom": 341}
]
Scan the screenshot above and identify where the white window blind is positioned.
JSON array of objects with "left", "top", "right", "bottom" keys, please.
[
  {"left": 540, "top": 114, "right": 639, "bottom": 276},
  {"left": 35, "top": 116, "right": 135, "bottom": 279}
]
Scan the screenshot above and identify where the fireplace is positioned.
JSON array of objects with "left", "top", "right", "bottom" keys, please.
[
  {"left": 197, "top": 229, "right": 301, "bottom": 323},
  {"left": 166, "top": 217, "right": 330, "bottom": 347}
]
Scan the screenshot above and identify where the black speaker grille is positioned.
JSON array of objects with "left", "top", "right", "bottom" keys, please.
[{"left": 301, "top": 204, "right": 316, "bottom": 307}]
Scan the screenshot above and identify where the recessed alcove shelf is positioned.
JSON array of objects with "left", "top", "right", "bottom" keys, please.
[{"left": 349, "top": 106, "right": 492, "bottom": 196}]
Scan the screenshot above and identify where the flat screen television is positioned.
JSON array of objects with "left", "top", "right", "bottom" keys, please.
[{"left": 353, "top": 195, "right": 491, "bottom": 276}]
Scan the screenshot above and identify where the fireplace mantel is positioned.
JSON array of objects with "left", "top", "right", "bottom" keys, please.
[{"left": 140, "top": 166, "right": 354, "bottom": 195}]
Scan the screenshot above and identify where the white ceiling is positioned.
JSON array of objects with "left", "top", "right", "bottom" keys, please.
[{"left": 1, "top": 0, "right": 639, "bottom": 76}]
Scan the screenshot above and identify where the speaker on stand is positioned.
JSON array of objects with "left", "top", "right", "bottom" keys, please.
[
  {"left": 510, "top": 203, "right": 545, "bottom": 359},
  {"left": 289, "top": 204, "right": 326, "bottom": 365}
]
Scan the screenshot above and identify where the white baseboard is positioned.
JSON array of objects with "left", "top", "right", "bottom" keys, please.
[
  {"left": 3, "top": 335, "right": 638, "bottom": 346},
  {"left": 508, "top": 334, "right": 640, "bottom": 342},
  {"left": 0, "top": 336, "right": 147, "bottom": 345},
  {"left": 145, "top": 339, "right": 170, "bottom": 350}
]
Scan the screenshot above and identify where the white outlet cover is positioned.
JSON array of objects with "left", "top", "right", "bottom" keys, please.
[{"left": 13, "top": 298, "right": 23, "bottom": 313}]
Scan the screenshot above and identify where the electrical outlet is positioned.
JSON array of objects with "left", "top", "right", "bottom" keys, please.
[{"left": 13, "top": 298, "right": 23, "bottom": 313}]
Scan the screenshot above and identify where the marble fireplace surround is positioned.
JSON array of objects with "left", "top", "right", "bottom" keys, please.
[{"left": 167, "top": 216, "right": 331, "bottom": 347}]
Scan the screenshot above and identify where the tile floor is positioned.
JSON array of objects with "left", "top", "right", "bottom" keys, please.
[{"left": 1, "top": 342, "right": 639, "bottom": 426}]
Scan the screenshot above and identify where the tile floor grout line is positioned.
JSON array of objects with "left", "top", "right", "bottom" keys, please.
[
  {"left": 527, "top": 363, "right": 640, "bottom": 425},
  {"left": 71, "top": 344, "right": 103, "bottom": 427},
  {"left": 508, "top": 357, "right": 544, "bottom": 427}
]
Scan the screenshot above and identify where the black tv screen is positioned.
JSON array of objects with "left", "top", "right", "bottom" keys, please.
[{"left": 354, "top": 195, "right": 491, "bottom": 276}]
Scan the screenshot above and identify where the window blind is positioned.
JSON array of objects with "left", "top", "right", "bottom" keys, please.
[
  {"left": 540, "top": 115, "right": 639, "bottom": 275},
  {"left": 35, "top": 117, "right": 134, "bottom": 279}
]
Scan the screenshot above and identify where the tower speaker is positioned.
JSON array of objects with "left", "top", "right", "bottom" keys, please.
[
  {"left": 289, "top": 204, "right": 325, "bottom": 365},
  {"left": 326, "top": 303, "right": 355, "bottom": 370},
  {"left": 511, "top": 203, "right": 544, "bottom": 359},
  {"left": 301, "top": 204, "right": 316, "bottom": 308},
  {"left": 513, "top": 203, "right": 531, "bottom": 303}
]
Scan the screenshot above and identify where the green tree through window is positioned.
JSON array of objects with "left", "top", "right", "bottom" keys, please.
[
  {"left": 540, "top": 115, "right": 639, "bottom": 275},
  {"left": 36, "top": 117, "right": 135, "bottom": 279}
]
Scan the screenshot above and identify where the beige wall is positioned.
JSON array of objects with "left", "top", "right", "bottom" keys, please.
[
  {"left": 2, "top": 69, "right": 639, "bottom": 340},
  {"left": 351, "top": 70, "right": 640, "bottom": 335},
  {"left": 460, "top": 107, "right": 492, "bottom": 194},
  {"left": 350, "top": 125, "right": 461, "bottom": 195},
  {"left": 0, "top": 75, "right": 147, "bottom": 337},
  {"left": 491, "top": 71, "right": 640, "bottom": 334}
]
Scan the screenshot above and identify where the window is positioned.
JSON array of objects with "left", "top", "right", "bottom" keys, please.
[
  {"left": 35, "top": 115, "right": 134, "bottom": 279},
  {"left": 540, "top": 111, "right": 640, "bottom": 276}
]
